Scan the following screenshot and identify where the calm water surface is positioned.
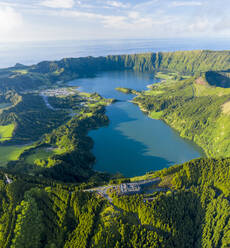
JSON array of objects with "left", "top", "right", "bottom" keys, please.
[
  {"left": 69, "top": 71, "right": 204, "bottom": 177},
  {"left": 0, "top": 39, "right": 223, "bottom": 175}
]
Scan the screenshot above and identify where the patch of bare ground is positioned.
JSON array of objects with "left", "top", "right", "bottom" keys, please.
[
  {"left": 195, "top": 77, "right": 207, "bottom": 85},
  {"left": 222, "top": 101, "right": 230, "bottom": 115}
]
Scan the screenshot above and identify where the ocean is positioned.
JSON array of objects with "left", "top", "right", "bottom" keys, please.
[{"left": 0, "top": 38, "right": 230, "bottom": 68}]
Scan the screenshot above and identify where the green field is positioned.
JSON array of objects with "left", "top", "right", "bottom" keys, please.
[
  {"left": 148, "top": 111, "right": 163, "bottom": 119},
  {"left": 144, "top": 89, "right": 164, "bottom": 96},
  {"left": 25, "top": 148, "right": 54, "bottom": 165},
  {"left": 155, "top": 71, "right": 177, "bottom": 80},
  {"left": 78, "top": 92, "right": 92, "bottom": 97},
  {"left": 25, "top": 147, "right": 66, "bottom": 165},
  {"left": 194, "top": 81, "right": 230, "bottom": 97},
  {"left": 13, "top": 69, "right": 28, "bottom": 75},
  {"left": 0, "top": 144, "right": 33, "bottom": 166},
  {"left": 0, "top": 124, "right": 15, "bottom": 141}
]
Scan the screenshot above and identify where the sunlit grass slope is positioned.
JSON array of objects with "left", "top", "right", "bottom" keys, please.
[
  {"left": 134, "top": 72, "right": 230, "bottom": 157},
  {"left": 0, "top": 144, "right": 33, "bottom": 166},
  {"left": 0, "top": 124, "right": 15, "bottom": 141}
]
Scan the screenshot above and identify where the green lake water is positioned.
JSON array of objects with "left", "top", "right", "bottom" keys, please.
[{"left": 69, "top": 71, "right": 204, "bottom": 177}]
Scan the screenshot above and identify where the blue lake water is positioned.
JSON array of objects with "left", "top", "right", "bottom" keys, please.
[
  {"left": 1, "top": 39, "right": 211, "bottom": 176},
  {"left": 69, "top": 71, "right": 204, "bottom": 177}
]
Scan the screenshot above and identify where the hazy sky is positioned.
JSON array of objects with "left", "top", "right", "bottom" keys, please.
[{"left": 0, "top": 0, "right": 230, "bottom": 42}]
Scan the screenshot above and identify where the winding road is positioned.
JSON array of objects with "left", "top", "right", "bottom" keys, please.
[{"left": 41, "top": 95, "right": 55, "bottom": 110}]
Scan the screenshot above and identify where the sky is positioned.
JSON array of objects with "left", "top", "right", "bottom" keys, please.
[{"left": 0, "top": 0, "right": 230, "bottom": 42}]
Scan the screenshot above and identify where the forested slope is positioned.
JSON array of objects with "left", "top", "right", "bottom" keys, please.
[
  {"left": 0, "top": 50, "right": 229, "bottom": 247},
  {"left": 2, "top": 50, "right": 230, "bottom": 92},
  {"left": 28, "top": 50, "right": 230, "bottom": 79},
  {"left": 106, "top": 50, "right": 230, "bottom": 73},
  {"left": 133, "top": 71, "right": 230, "bottom": 157},
  {"left": 0, "top": 157, "right": 228, "bottom": 248},
  {"left": 1, "top": 51, "right": 230, "bottom": 177}
]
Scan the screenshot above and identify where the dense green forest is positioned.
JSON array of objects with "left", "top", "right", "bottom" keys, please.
[
  {"left": 0, "top": 50, "right": 229, "bottom": 247},
  {"left": 0, "top": 157, "right": 228, "bottom": 247},
  {"left": 0, "top": 80, "right": 113, "bottom": 181},
  {"left": 2, "top": 91, "right": 113, "bottom": 182}
]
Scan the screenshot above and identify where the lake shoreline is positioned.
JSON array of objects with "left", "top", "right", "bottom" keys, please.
[
  {"left": 131, "top": 99, "right": 207, "bottom": 158},
  {"left": 69, "top": 71, "right": 204, "bottom": 177}
]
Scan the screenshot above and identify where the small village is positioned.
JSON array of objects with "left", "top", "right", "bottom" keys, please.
[{"left": 40, "top": 87, "right": 77, "bottom": 97}]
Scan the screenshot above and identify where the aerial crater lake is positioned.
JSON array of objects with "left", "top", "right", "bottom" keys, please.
[{"left": 69, "top": 70, "right": 204, "bottom": 177}]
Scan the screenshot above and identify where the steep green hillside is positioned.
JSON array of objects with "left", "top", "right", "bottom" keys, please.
[
  {"left": 4, "top": 92, "right": 113, "bottom": 182},
  {"left": 0, "top": 51, "right": 229, "bottom": 247},
  {"left": 28, "top": 50, "right": 230, "bottom": 79},
  {"left": 1, "top": 51, "right": 230, "bottom": 177},
  {"left": 133, "top": 72, "right": 230, "bottom": 157},
  {"left": 2, "top": 50, "right": 230, "bottom": 92},
  {"left": 1, "top": 50, "right": 230, "bottom": 93},
  {"left": 0, "top": 87, "right": 113, "bottom": 182},
  {"left": 0, "top": 157, "right": 228, "bottom": 248},
  {"left": 107, "top": 50, "right": 230, "bottom": 73}
]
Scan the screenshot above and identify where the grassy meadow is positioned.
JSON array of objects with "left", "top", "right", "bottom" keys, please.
[{"left": 0, "top": 124, "right": 15, "bottom": 141}]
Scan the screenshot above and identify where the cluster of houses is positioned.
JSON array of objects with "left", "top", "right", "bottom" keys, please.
[
  {"left": 40, "top": 88, "right": 76, "bottom": 97},
  {"left": 119, "top": 178, "right": 161, "bottom": 195}
]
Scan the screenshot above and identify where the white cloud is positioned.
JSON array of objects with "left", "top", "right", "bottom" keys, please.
[
  {"left": 76, "top": 1, "right": 95, "bottom": 8},
  {"left": 106, "top": 1, "right": 129, "bottom": 8},
  {"left": 171, "top": 1, "right": 203, "bottom": 7},
  {"left": 2, "top": 0, "right": 230, "bottom": 41},
  {"left": 59, "top": 10, "right": 104, "bottom": 19},
  {"left": 214, "top": 17, "right": 230, "bottom": 31},
  {"left": 134, "top": 0, "right": 160, "bottom": 10},
  {"left": 40, "top": 0, "right": 75, "bottom": 9},
  {"left": 188, "top": 18, "right": 210, "bottom": 32},
  {"left": 102, "top": 16, "right": 127, "bottom": 28},
  {"left": 0, "top": 6, "right": 23, "bottom": 33},
  {"left": 128, "top": 11, "right": 140, "bottom": 20},
  {"left": 102, "top": 12, "right": 174, "bottom": 33}
]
